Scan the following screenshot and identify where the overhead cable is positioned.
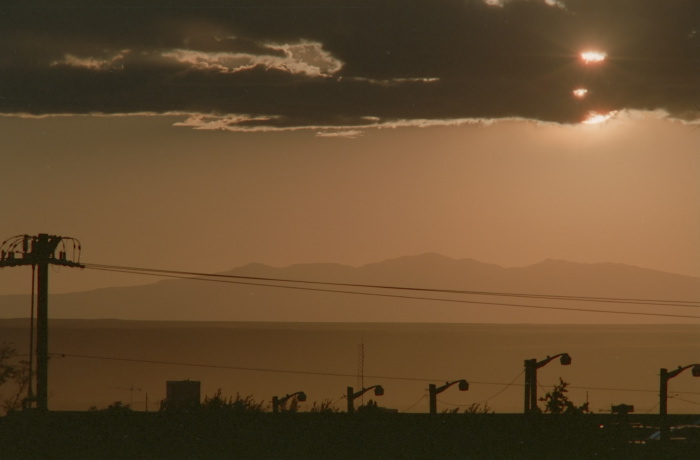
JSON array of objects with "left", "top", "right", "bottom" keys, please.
[{"left": 84, "top": 264, "right": 700, "bottom": 320}]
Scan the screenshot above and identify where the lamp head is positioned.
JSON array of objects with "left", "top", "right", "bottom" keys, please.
[
  {"left": 692, "top": 365, "right": 700, "bottom": 377},
  {"left": 374, "top": 385, "right": 384, "bottom": 396},
  {"left": 560, "top": 353, "right": 572, "bottom": 366},
  {"left": 458, "top": 380, "right": 469, "bottom": 391},
  {"left": 297, "top": 392, "right": 307, "bottom": 402}
]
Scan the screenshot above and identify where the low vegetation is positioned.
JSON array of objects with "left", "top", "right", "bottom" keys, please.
[
  {"left": 0, "top": 343, "right": 30, "bottom": 415},
  {"left": 539, "top": 378, "right": 589, "bottom": 414}
]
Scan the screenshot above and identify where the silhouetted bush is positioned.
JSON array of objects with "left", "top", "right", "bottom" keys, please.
[
  {"left": 0, "top": 342, "right": 30, "bottom": 415},
  {"left": 309, "top": 398, "right": 340, "bottom": 414},
  {"left": 89, "top": 400, "right": 133, "bottom": 412},
  {"left": 200, "top": 389, "right": 267, "bottom": 412},
  {"left": 539, "top": 378, "right": 589, "bottom": 414}
]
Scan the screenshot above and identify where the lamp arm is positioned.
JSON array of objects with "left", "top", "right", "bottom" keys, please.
[
  {"left": 666, "top": 364, "right": 700, "bottom": 380},
  {"left": 352, "top": 385, "right": 380, "bottom": 399},
  {"left": 535, "top": 353, "right": 566, "bottom": 369},
  {"left": 435, "top": 380, "right": 467, "bottom": 394},
  {"left": 277, "top": 391, "right": 305, "bottom": 405}
]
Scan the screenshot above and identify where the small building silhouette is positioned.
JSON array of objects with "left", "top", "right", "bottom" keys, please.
[
  {"left": 165, "top": 380, "right": 201, "bottom": 409},
  {"left": 611, "top": 403, "right": 634, "bottom": 415}
]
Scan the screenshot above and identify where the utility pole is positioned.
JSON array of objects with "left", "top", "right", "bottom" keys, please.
[{"left": 0, "top": 234, "right": 83, "bottom": 411}]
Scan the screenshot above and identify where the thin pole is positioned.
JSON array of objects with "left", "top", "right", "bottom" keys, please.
[
  {"left": 524, "top": 360, "right": 532, "bottom": 413},
  {"left": 530, "top": 364, "right": 538, "bottom": 413},
  {"left": 27, "top": 264, "right": 36, "bottom": 405},
  {"left": 347, "top": 387, "right": 354, "bottom": 413},
  {"left": 659, "top": 368, "right": 670, "bottom": 442},
  {"left": 429, "top": 384, "right": 437, "bottom": 415},
  {"left": 35, "top": 234, "right": 51, "bottom": 411},
  {"left": 659, "top": 368, "right": 669, "bottom": 416}
]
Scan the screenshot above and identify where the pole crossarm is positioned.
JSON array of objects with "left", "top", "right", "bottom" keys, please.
[{"left": 0, "top": 234, "right": 84, "bottom": 268}]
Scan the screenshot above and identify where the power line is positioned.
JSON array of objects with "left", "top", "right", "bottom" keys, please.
[
  {"left": 84, "top": 263, "right": 700, "bottom": 308},
  {"left": 475, "top": 370, "right": 524, "bottom": 405},
  {"left": 52, "top": 353, "right": 700, "bottom": 396},
  {"left": 83, "top": 264, "right": 700, "bottom": 320},
  {"left": 401, "top": 392, "right": 427, "bottom": 413},
  {"left": 669, "top": 395, "right": 700, "bottom": 406},
  {"left": 52, "top": 352, "right": 438, "bottom": 382}
]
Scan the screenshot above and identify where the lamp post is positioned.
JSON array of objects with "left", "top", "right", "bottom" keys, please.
[
  {"left": 346, "top": 385, "right": 384, "bottom": 413},
  {"left": 429, "top": 380, "right": 469, "bottom": 414},
  {"left": 272, "top": 391, "right": 307, "bottom": 413},
  {"left": 659, "top": 364, "right": 700, "bottom": 416},
  {"left": 659, "top": 364, "right": 699, "bottom": 441},
  {"left": 524, "top": 353, "right": 571, "bottom": 414}
]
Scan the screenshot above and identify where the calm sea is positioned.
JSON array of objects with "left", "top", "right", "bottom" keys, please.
[{"left": 1, "top": 320, "right": 698, "bottom": 414}]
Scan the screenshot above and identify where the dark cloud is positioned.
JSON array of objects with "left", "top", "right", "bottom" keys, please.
[{"left": 1, "top": 0, "right": 698, "bottom": 127}]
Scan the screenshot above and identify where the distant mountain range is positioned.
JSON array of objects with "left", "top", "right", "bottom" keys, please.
[{"left": 1, "top": 254, "right": 699, "bottom": 324}]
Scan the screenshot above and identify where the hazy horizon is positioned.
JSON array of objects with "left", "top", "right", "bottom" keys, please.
[{"left": 2, "top": 320, "right": 699, "bottom": 415}]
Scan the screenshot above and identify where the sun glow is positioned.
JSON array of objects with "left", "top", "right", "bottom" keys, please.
[
  {"left": 582, "top": 110, "right": 617, "bottom": 124},
  {"left": 572, "top": 88, "right": 588, "bottom": 98},
  {"left": 580, "top": 51, "right": 606, "bottom": 64}
]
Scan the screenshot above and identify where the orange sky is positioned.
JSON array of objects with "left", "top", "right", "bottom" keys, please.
[{"left": 1, "top": 110, "right": 698, "bottom": 295}]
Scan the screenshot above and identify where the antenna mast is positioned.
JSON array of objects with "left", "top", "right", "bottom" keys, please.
[{"left": 357, "top": 340, "right": 365, "bottom": 404}]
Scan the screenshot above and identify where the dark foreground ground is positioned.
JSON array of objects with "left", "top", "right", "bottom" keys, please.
[{"left": 1, "top": 412, "right": 697, "bottom": 459}]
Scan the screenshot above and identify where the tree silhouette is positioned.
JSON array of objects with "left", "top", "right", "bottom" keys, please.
[
  {"left": 0, "top": 343, "right": 30, "bottom": 414},
  {"left": 539, "top": 378, "right": 589, "bottom": 414},
  {"left": 0, "top": 343, "right": 18, "bottom": 386}
]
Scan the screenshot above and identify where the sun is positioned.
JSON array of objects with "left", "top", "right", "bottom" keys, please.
[{"left": 580, "top": 51, "right": 606, "bottom": 64}]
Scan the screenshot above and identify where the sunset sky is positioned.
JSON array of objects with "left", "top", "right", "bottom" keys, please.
[{"left": 1, "top": 0, "right": 699, "bottom": 296}]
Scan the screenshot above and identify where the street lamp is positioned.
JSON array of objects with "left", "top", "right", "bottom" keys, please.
[
  {"left": 524, "top": 353, "right": 571, "bottom": 414},
  {"left": 347, "top": 385, "right": 384, "bottom": 413},
  {"left": 659, "top": 364, "right": 700, "bottom": 442},
  {"left": 659, "top": 364, "right": 700, "bottom": 416},
  {"left": 429, "top": 380, "right": 469, "bottom": 414},
  {"left": 272, "top": 391, "right": 307, "bottom": 413}
]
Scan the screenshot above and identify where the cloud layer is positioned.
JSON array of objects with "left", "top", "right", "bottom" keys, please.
[{"left": 1, "top": 0, "right": 698, "bottom": 128}]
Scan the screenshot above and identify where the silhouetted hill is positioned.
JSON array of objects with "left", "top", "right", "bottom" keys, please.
[{"left": 0, "top": 254, "right": 698, "bottom": 323}]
